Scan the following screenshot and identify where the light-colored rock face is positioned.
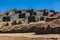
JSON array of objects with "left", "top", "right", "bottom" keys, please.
[
  {"left": 25, "top": 12, "right": 30, "bottom": 18},
  {"left": 0, "top": 17, "right": 3, "bottom": 22},
  {"left": 9, "top": 11, "right": 15, "bottom": 16},
  {"left": 22, "top": 11, "right": 26, "bottom": 13},
  {"left": 48, "top": 12, "right": 54, "bottom": 17},
  {"left": 0, "top": 9, "right": 59, "bottom": 26},
  {"left": 36, "top": 12, "right": 43, "bottom": 17},
  {"left": 10, "top": 13, "right": 19, "bottom": 21}
]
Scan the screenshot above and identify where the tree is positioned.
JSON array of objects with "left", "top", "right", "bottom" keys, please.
[
  {"left": 12, "top": 8, "right": 17, "bottom": 11},
  {"left": 50, "top": 10, "right": 55, "bottom": 12},
  {"left": 6, "top": 12, "right": 9, "bottom": 16}
]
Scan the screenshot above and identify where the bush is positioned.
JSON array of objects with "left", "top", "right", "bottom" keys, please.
[{"left": 12, "top": 21, "right": 17, "bottom": 25}]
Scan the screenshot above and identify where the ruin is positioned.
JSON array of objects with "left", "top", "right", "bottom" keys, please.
[
  {"left": 0, "top": 9, "right": 60, "bottom": 34},
  {"left": 0, "top": 9, "right": 56, "bottom": 25}
]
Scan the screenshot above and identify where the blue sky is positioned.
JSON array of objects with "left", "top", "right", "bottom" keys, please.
[{"left": 0, "top": 0, "right": 60, "bottom": 12}]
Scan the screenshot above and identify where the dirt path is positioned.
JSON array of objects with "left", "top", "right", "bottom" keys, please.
[
  {"left": 0, "top": 33, "right": 60, "bottom": 38},
  {"left": 0, "top": 33, "right": 60, "bottom": 40}
]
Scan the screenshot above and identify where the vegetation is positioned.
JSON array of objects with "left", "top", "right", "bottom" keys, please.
[{"left": 12, "top": 8, "right": 17, "bottom": 11}]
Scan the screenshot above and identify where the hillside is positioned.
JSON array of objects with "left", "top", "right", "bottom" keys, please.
[{"left": 0, "top": 9, "right": 60, "bottom": 34}]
